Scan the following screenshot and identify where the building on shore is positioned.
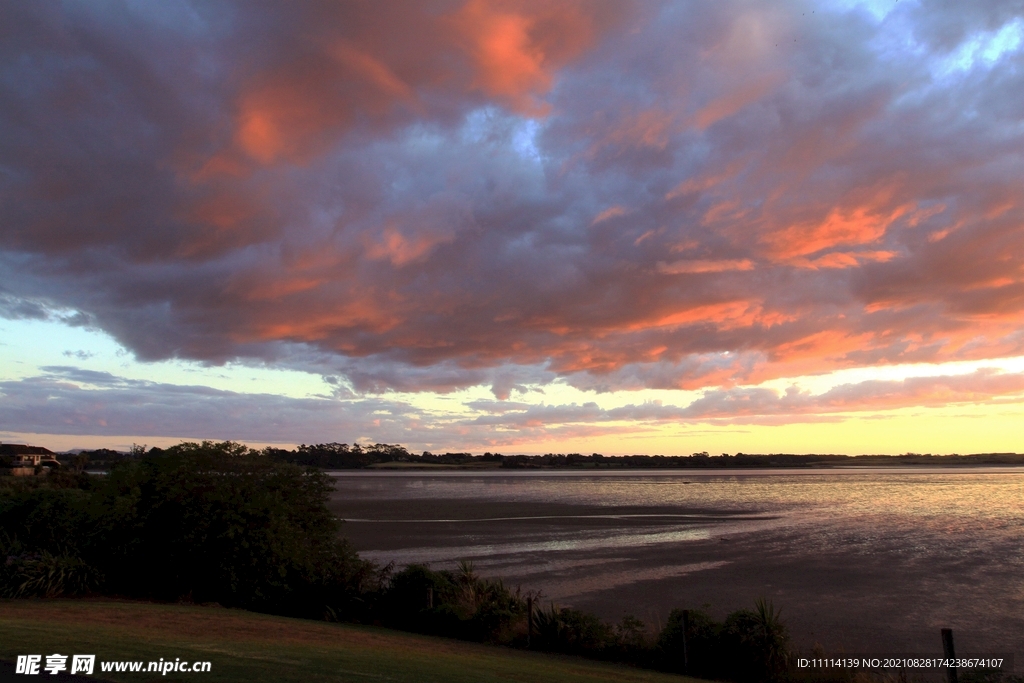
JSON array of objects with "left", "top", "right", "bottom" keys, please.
[{"left": 0, "top": 444, "right": 61, "bottom": 476}]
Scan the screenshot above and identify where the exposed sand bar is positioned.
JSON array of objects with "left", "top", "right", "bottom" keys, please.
[{"left": 329, "top": 471, "right": 1024, "bottom": 664}]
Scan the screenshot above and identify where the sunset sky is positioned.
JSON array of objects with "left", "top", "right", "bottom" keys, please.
[{"left": 3, "top": 0, "right": 1024, "bottom": 454}]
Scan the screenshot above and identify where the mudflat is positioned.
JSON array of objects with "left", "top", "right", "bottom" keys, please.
[{"left": 329, "top": 477, "right": 1024, "bottom": 664}]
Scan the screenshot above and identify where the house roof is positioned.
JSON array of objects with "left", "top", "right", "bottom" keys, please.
[{"left": 0, "top": 444, "right": 56, "bottom": 456}]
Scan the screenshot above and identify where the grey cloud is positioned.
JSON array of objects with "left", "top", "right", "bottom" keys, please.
[
  {"left": 38, "top": 366, "right": 123, "bottom": 386},
  {"left": 63, "top": 350, "right": 97, "bottom": 360},
  {"left": 2, "top": 1, "right": 1024, "bottom": 397},
  {"left": 0, "top": 292, "right": 50, "bottom": 321},
  {"left": 0, "top": 369, "right": 423, "bottom": 444},
  {"left": 2, "top": 366, "right": 1022, "bottom": 448},
  {"left": 464, "top": 369, "right": 1024, "bottom": 428}
]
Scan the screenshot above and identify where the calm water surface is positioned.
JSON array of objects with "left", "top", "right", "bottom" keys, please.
[{"left": 330, "top": 468, "right": 1024, "bottom": 660}]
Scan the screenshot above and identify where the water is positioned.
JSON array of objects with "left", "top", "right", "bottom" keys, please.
[{"left": 329, "top": 468, "right": 1024, "bottom": 661}]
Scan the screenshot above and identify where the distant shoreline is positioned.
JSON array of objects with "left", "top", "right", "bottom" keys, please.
[
  {"left": 359, "top": 457, "right": 1024, "bottom": 471},
  {"left": 38, "top": 445, "right": 1024, "bottom": 472}
]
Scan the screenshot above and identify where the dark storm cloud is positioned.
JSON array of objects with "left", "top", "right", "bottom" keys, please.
[{"left": 2, "top": 0, "right": 1024, "bottom": 403}]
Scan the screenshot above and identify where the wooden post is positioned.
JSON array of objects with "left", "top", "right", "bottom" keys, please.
[
  {"left": 427, "top": 587, "right": 433, "bottom": 609},
  {"left": 526, "top": 597, "right": 534, "bottom": 648},
  {"left": 681, "top": 609, "right": 690, "bottom": 675},
  {"left": 941, "top": 628, "right": 958, "bottom": 683}
]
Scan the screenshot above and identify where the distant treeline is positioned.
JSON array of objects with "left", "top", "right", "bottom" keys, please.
[{"left": 59, "top": 443, "right": 1024, "bottom": 471}]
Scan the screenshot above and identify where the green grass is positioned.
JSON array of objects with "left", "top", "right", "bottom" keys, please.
[{"left": 0, "top": 599, "right": 707, "bottom": 683}]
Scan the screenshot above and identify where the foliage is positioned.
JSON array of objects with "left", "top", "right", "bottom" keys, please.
[
  {"left": 54, "top": 442, "right": 1024, "bottom": 472},
  {"left": 533, "top": 604, "right": 615, "bottom": 655},
  {"left": 1, "top": 548, "right": 101, "bottom": 598},
  {"left": 0, "top": 441, "right": 377, "bottom": 618},
  {"left": 0, "top": 486, "right": 92, "bottom": 555},
  {"left": 718, "top": 599, "right": 791, "bottom": 682},
  {"left": 656, "top": 601, "right": 791, "bottom": 682},
  {"left": 657, "top": 606, "right": 719, "bottom": 675},
  {"left": 378, "top": 562, "right": 530, "bottom": 643}
]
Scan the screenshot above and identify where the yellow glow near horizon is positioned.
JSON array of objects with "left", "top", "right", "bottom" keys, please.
[
  {"left": 8, "top": 401, "right": 1024, "bottom": 456},
  {"left": 462, "top": 403, "right": 1024, "bottom": 456},
  {"left": 4, "top": 318, "right": 1024, "bottom": 455}
]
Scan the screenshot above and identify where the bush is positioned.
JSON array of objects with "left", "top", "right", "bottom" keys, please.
[
  {"left": 378, "top": 561, "right": 529, "bottom": 643},
  {"left": 656, "top": 600, "right": 790, "bottom": 682},
  {"left": 1, "top": 550, "right": 101, "bottom": 598},
  {"left": 657, "top": 606, "right": 719, "bottom": 675},
  {"left": 0, "top": 487, "right": 92, "bottom": 555},
  {"left": 719, "top": 599, "right": 791, "bottom": 682},
  {"left": 533, "top": 604, "right": 615, "bottom": 655},
  {"left": 0, "top": 442, "right": 376, "bottom": 619}
]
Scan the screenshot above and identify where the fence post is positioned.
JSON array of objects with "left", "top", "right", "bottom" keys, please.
[
  {"left": 941, "top": 628, "right": 958, "bottom": 683},
  {"left": 526, "top": 596, "right": 534, "bottom": 648},
  {"left": 681, "top": 609, "right": 690, "bottom": 675}
]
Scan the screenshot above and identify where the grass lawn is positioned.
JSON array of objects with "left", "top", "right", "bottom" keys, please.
[{"left": 0, "top": 599, "right": 708, "bottom": 683}]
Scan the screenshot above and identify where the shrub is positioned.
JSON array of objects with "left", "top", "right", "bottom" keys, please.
[
  {"left": 656, "top": 600, "right": 790, "bottom": 682},
  {"left": 656, "top": 606, "right": 720, "bottom": 675},
  {"left": 0, "top": 442, "right": 376, "bottom": 619},
  {"left": 378, "top": 562, "right": 529, "bottom": 643},
  {"left": 1, "top": 550, "right": 101, "bottom": 598},
  {"left": 0, "top": 487, "right": 91, "bottom": 555},
  {"left": 719, "top": 599, "right": 791, "bottom": 682},
  {"left": 532, "top": 604, "right": 615, "bottom": 655}
]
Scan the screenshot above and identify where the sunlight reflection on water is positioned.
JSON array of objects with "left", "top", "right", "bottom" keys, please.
[
  {"left": 360, "top": 526, "right": 715, "bottom": 565},
  {"left": 333, "top": 467, "right": 1024, "bottom": 544},
  {"left": 332, "top": 467, "right": 1024, "bottom": 650}
]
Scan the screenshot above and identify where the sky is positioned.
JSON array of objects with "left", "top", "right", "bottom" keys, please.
[{"left": 2, "top": 0, "right": 1024, "bottom": 455}]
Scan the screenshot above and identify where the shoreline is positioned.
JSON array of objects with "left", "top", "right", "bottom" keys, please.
[{"left": 329, "top": 464, "right": 1024, "bottom": 476}]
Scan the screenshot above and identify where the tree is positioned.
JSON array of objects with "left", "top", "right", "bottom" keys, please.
[{"left": 2, "top": 441, "right": 375, "bottom": 618}]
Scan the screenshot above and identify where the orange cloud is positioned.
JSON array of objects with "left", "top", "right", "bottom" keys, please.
[
  {"left": 234, "top": 64, "right": 370, "bottom": 165},
  {"left": 328, "top": 42, "right": 415, "bottom": 101},
  {"left": 450, "top": 0, "right": 611, "bottom": 114},
  {"left": 455, "top": 1, "right": 552, "bottom": 112},
  {"left": 237, "top": 105, "right": 287, "bottom": 164},
  {"left": 770, "top": 329, "right": 875, "bottom": 363},
  {"left": 365, "top": 225, "right": 455, "bottom": 267},
  {"left": 791, "top": 250, "right": 898, "bottom": 270},
  {"left": 249, "top": 297, "right": 404, "bottom": 342},
  {"left": 222, "top": 1, "right": 619, "bottom": 166},
  {"left": 229, "top": 277, "right": 326, "bottom": 303},
  {"left": 592, "top": 205, "right": 628, "bottom": 224},
  {"left": 657, "top": 259, "right": 755, "bottom": 274},
  {"left": 763, "top": 204, "right": 911, "bottom": 260},
  {"left": 175, "top": 190, "right": 274, "bottom": 258},
  {"left": 664, "top": 159, "right": 748, "bottom": 201}
]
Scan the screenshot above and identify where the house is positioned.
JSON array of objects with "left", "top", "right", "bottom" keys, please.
[{"left": 0, "top": 443, "right": 61, "bottom": 475}]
